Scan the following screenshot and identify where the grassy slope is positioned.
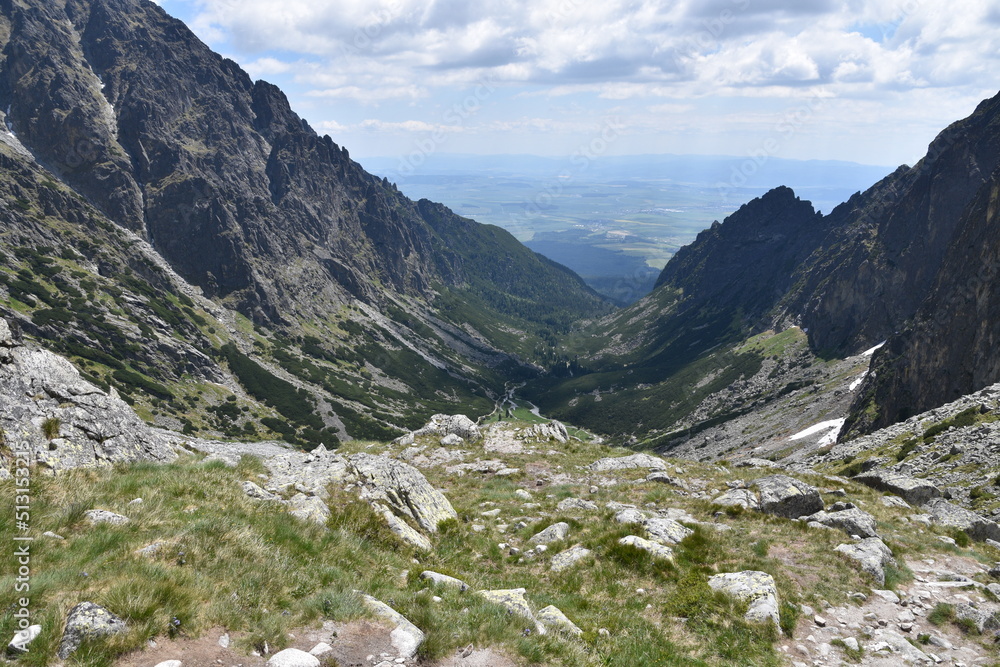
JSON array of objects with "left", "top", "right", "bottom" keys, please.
[{"left": 4, "top": 424, "right": 999, "bottom": 666}]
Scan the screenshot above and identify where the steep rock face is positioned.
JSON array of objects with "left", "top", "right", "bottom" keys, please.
[
  {"left": 786, "top": 91, "right": 1000, "bottom": 355},
  {"left": 844, "top": 168, "right": 1000, "bottom": 435},
  {"left": 0, "top": 0, "right": 604, "bottom": 327},
  {"left": 0, "top": 319, "right": 177, "bottom": 470},
  {"left": 655, "top": 186, "right": 829, "bottom": 320}
]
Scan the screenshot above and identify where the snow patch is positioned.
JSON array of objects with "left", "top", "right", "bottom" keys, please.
[
  {"left": 849, "top": 371, "right": 868, "bottom": 392},
  {"left": 789, "top": 418, "right": 847, "bottom": 447},
  {"left": 862, "top": 341, "right": 886, "bottom": 357}
]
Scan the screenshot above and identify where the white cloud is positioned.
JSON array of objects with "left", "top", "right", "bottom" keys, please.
[{"left": 175, "top": 0, "right": 1000, "bottom": 163}]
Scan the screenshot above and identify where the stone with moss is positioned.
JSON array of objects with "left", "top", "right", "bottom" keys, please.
[
  {"left": 537, "top": 605, "right": 582, "bottom": 635},
  {"left": 707, "top": 571, "right": 780, "bottom": 626},
  {"left": 57, "top": 602, "right": 127, "bottom": 659}
]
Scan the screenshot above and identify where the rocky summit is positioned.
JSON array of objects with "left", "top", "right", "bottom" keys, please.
[{"left": 2, "top": 0, "right": 1000, "bottom": 665}]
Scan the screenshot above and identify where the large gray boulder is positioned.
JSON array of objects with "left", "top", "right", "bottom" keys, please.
[
  {"left": 751, "top": 475, "right": 823, "bottom": 518},
  {"left": 348, "top": 454, "right": 457, "bottom": 533},
  {"left": 550, "top": 545, "right": 591, "bottom": 572},
  {"left": 923, "top": 498, "right": 1000, "bottom": 542},
  {"left": 803, "top": 506, "right": 879, "bottom": 538},
  {"left": 57, "top": 602, "right": 127, "bottom": 659},
  {"left": 618, "top": 535, "right": 674, "bottom": 560},
  {"left": 523, "top": 421, "right": 569, "bottom": 443},
  {"left": 410, "top": 414, "right": 482, "bottom": 442},
  {"left": 586, "top": 453, "right": 667, "bottom": 472},
  {"left": 853, "top": 470, "right": 941, "bottom": 506},
  {"left": 0, "top": 328, "right": 177, "bottom": 472},
  {"left": 643, "top": 517, "right": 693, "bottom": 545},
  {"left": 835, "top": 537, "right": 896, "bottom": 585},
  {"left": 708, "top": 571, "right": 780, "bottom": 626},
  {"left": 537, "top": 605, "right": 582, "bottom": 636},
  {"left": 528, "top": 522, "right": 570, "bottom": 545}
]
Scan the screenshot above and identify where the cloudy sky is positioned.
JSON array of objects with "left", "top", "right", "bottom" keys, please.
[{"left": 156, "top": 0, "right": 1000, "bottom": 168}]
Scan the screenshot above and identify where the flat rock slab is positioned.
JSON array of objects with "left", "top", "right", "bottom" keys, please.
[
  {"left": 58, "top": 602, "right": 127, "bottom": 659},
  {"left": 835, "top": 537, "right": 896, "bottom": 586},
  {"left": 84, "top": 509, "right": 130, "bottom": 525},
  {"left": 708, "top": 571, "right": 780, "bottom": 626},
  {"left": 751, "top": 475, "right": 823, "bottom": 518},
  {"left": 586, "top": 453, "right": 667, "bottom": 472},
  {"left": 854, "top": 470, "right": 941, "bottom": 506},
  {"left": 643, "top": 517, "right": 693, "bottom": 545}
]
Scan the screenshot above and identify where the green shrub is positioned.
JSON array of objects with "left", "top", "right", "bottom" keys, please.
[{"left": 41, "top": 416, "right": 61, "bottom": 440}]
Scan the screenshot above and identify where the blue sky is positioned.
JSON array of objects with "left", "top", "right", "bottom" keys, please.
[{"left": 153, "top": 0, "right": 1000, "bottom": 170}]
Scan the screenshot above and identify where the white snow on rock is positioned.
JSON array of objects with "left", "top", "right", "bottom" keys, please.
[
  {"left": 862, "top": 341, "right": 886, "bottom": 357},
  {"left": 790, "top": 418, "right": 847, "bottom": 447},
  {"left": 849, "top": 371, "right": 868, "bottom": 392}
]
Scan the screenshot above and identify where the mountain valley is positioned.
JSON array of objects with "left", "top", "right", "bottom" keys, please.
[{"left": 1, "top": 0, "right": 1000, "bottom": 665}]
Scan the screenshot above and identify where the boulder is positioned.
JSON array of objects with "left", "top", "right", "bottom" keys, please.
[
  {"left": 242, "top": 480, "right": 281, "bottom": 501},
  {"left": 267, "top": 648, "right": 321, "bottom": 667},
  {"left": 643, "top": 517, "right": 693, "bottom": 545},
  {"left": 955, "top": 603, "right": 1000, "bottom": 633},
  {"left": 349, "top": 454, "right": 457, "bottom": 533},
  {"left": 645, "top": 472, "right": 687, "bottom": 487},
  {"left": 550, "top": 545, "right": 591, "bottom": 572},
  {"left": 751, "top": 475, "right": 823, "bottom": 518},
  {"left": 835, "top": 537, "right": 896, "bottom": 585},
  {"left": 57, "top": 602, "right": 127, "bottom": 659},
  {"left": 923, "top": 498, "right": 1000, "bottom": 542},
  {"left": 440, "top": 433, "right": 464, "bottom": 446},
  {"left": 853, "top": 470, "right": 941, "bottom": 506},
  {"left": 476, "top": 588, "right": 545, "bottom": 634},
  {"left": 84, "top": 509, "right": 130, "bottom": 526},
  {"left": 586, "top": 453, "right": 667, "bottom": 472},
  {"left": 528, "top": 522, "right": 569, "bottom": 545},
  {"left": 420, "top": 570, "right": 469, "bottom": 591},
  {"left": 618, "top": 535, "right": 674, "bottom": 560},
  {"left": 523, "top": 421, "right": 569, "bottom": 443},
  {"left": 537, "top": 605, "right": 582, "bottom": 635},
  {"left": 613, "top": 508, "right": 647, "bottom": 524},
  {"left": 556, "top": 497, "right": 598, "bottom": 512},
  {"left": 707, "top": 571, "right": 780, "bottom": 626},
  {"left": 712, "top": 488, "right": 759, "bottom": 511},
  {"left": 410, "top": 414, "right": 482, "bottom": 442},
  {"left": 358, "top": 593, "right": 425, "bottom": 658},
  {"left": 802, "top": 507, "right": 880, "bottom": 538},
  {"left": 287, "top": 494, "right": 330, "bottom": 525}
]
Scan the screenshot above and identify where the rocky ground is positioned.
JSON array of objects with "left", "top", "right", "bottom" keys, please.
[{"left": 4, "top": 333, "right": 1000, "bottom": 666}]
